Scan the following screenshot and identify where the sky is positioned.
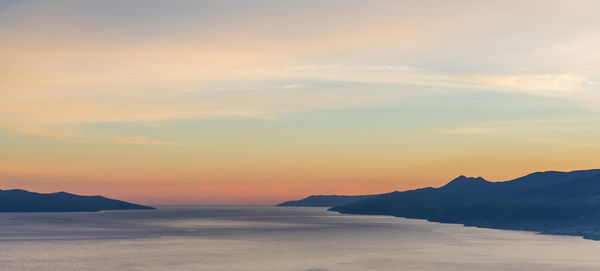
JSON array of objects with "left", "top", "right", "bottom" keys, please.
[{"left": 1, "top": 0, "right": 600, "bottom": 204}]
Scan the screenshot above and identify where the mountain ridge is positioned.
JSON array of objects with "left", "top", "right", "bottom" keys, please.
[
  {"left": 277, "top": 194, "right": 380, "bottom": 207},
  {"left": 0, "top": 189, "right": 155, "bottom": 212},
  {"left": 328, "top": 169, "right": 600, "bottom": 240}
]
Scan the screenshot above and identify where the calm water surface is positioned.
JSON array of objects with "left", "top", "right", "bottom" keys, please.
[{"left": 1, "top": 205, "right": 600, "bottom": 270}]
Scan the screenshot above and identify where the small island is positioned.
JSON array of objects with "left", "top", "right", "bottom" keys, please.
[{"left": 0, "top": 189, "right": 155, "bottom": 212}]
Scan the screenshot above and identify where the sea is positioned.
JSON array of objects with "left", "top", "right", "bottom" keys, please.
[{"left": 1, "top": 205, "right": 600, "bottom": 270}]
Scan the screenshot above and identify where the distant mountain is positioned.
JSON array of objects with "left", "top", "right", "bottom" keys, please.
[
  {"left": 0, "top": 189, "right": 155, "bottom": 212},
  {"left": 278, "top": 194, "right": 380, "bottom": 207},
  {"left": 329, "top": 169, "right": 600, "bottom": 240}
]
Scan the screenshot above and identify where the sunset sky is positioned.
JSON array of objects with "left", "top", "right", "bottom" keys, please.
[{"left": 1, "top": 0, "right": 600, "bottom": 204}]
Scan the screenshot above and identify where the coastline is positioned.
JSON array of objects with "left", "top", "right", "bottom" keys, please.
[{"left": 327, "top": 209, "right": 600, "bottom": 241}]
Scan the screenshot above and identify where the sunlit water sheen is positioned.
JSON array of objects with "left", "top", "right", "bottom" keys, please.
[{"left": 2, "top": 205, "right": 600, "bottom": 270}]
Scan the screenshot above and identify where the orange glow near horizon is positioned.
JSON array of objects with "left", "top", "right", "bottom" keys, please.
[{"left": 1, "top": 1, "right": 600, "bottom": 204}]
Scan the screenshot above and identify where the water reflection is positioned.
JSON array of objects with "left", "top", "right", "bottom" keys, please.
[{"left": 1, "top": 205, "right": 599, "bottom": 270}]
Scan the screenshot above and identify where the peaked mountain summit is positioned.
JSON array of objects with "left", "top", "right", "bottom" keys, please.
[{"left": 329, "top": 169, "right": 600, "bottom": 240}]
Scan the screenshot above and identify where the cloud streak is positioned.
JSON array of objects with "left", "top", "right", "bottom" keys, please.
[
  {"left": 438, "top": 128, "right": 498, "bottom": 135},
  {"left": 114, "top": 137, "right": 179, "bottom": 146},
  {"left": 1, "top": 0, "right": 599, "bottom": 136}
]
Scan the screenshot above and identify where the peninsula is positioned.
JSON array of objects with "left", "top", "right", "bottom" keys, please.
[
  {"left": 329, "top": 169, "right": 600, "bottom": 240},
  {"left": 0, "top": 189, "right": 155, "bottom": 212}
]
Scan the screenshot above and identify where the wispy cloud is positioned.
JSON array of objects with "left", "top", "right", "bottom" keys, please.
[
  {"left": 10, "top": 126, "right": 82, "bottom": 139},
  {"left": 114, "top": 137, "right": 179, "bottom": 146},
  {"left": 438, "top": 128, "right": 497, "bottom": 135},
  {"left": 493, "top": 137, "right": 600, "bottom": 148},
  {"left": 285, "top": 65, "right": 416, "bottom": 73},
  {"left": 282, "top": 83, "right": 305, "bottom": 89},
  {"left": 1, "top": 0, "right": 599, "bottom": 137},
  {"left": 475, "top": 73, "right": 592, "bottom": 96}
]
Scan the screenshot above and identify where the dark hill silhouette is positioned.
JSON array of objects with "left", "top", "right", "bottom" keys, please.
[
  {"left": 329, "top": 169, "right": 600, "bottom": 240},
  {"left": 0, "top": 189, "right": 155, "bottom": 212},
  {"left": 278, "top": 194, "right": 379, "bottom": 207}
]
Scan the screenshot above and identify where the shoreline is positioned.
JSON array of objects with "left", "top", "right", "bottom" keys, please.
[{"left": 326, "top": 208, "right": 600, "bottom": 241}]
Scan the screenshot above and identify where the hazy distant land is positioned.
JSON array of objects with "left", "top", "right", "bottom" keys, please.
[
  {"left": 277, "top": 194, "right": 380, "bottom": 207},
  {"left": 281, "top": 169, "right": 600, "bottom": 241},
  {"left": 0, "top": 189, "right": 154, "bottom": 212}
]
